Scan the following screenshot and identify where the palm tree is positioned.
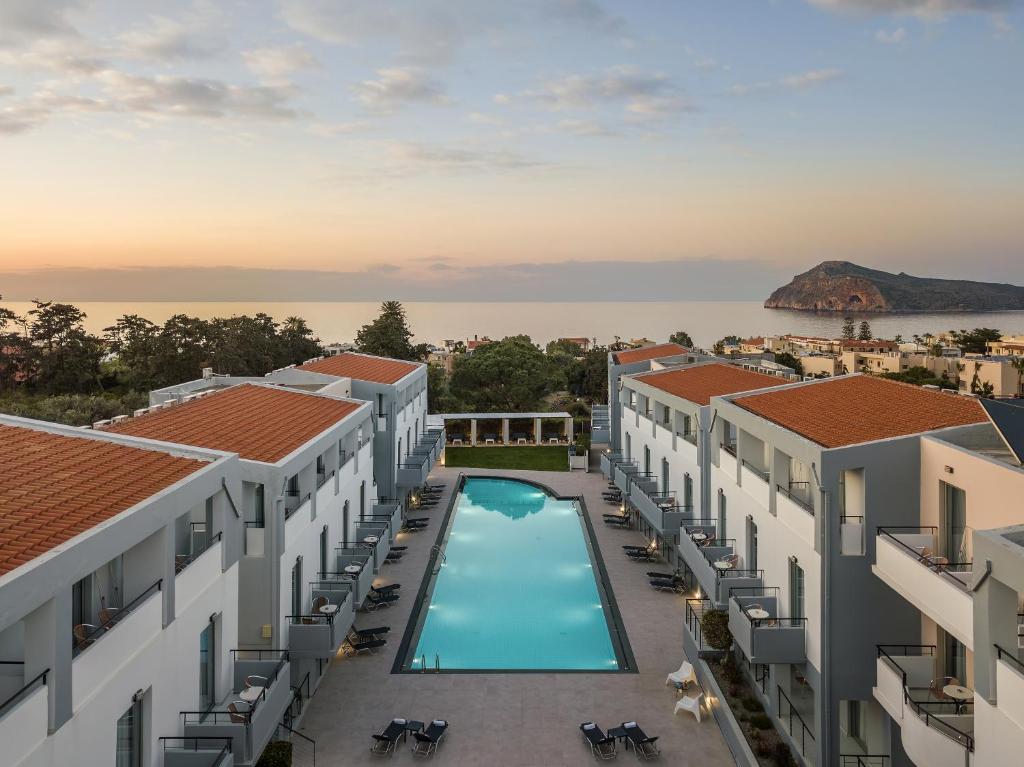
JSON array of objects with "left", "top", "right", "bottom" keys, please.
[{"left": 1011, "top": 357, "right": 1024, "bottom": 397}]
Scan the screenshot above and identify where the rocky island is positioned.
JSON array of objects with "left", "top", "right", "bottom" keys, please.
[{"left": 765, "top": 260, "right": 1024, "bottom": 313}]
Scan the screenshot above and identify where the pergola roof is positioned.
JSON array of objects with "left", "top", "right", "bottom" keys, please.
[{"left": 435, "top": 412, "right": 572, "bottom": 420}]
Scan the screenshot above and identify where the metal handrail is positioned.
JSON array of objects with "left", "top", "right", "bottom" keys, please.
[
  {"left": 741, "top": 459, "right": 769, "bottom": 482},
  {"left": 159, "top": 737, "right": 232, "bottom": 764},
  {"left": 777, "top": 483, "right": 814, "bottom": 513},
  {"left": 74, "top": 580, "right": 162, "bottom": 654},
  {"left": 178, "top": 531, "right": 223, "bottom": 572},
  {"left": 995, "top": 644, "right": 1024, "bottom": 675},
  {"left": 685, "top": 597, "right": 714, "bottom": 652},
  {"left": 285, "top": 492, "right": 312, "bottom": 519},
  {"left": 877, "top": 527, "right": 973, "bottom": 587},
  {"left": 275, "top": 721, "right": 316, "bottom": 766},
  {"left": 0, "top": 668, "right": 48, "bottom": 718},
  {"left": 777, "top": 684, "right": 815, "bottom": 756},
  {"left": 839, "top": 756, "right": 889, "bottom": 767},
  {"left": 721, "top": 442, "right": 737, "bottom": 457}
]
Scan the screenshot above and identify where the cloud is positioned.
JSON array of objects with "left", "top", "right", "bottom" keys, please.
[
  {"left": 543, "top": 0, "right": 627, "bottom": 33},
  {"left": 805, "top": 0, "right": 1012, "bottom": 16},
  {"left": 385, "top": 142, "right": 549, "bottom": 174},
  {"left": 467, "top": 111, "right": 502, "bottom": 125},
  {"left": 118, "top": 15, "right": 222, "bottom": 62},
  {"left": 352, "top": 67, "right": 449, "bottom": 113},
  {"left": 555, "top": 118, "right": 620, "bottom": 137},
  {"left": 0, "top": 0, "right": 85, "bottom": 44},
  {"left": 875, "top": 27, "right": 907, "bottom": 42},
  {"left": 308, "top": 120, "right": 372, "bottom": 137},
  {"left": 0, "top": 36, "right": 107, "bottom": 75},
  {"left": 493, "top": 93, "right": 511, "bottom": 105},
  {"left": 731, "top": 68, "right": 843, "bottom": 96},
  {"left": 525, "top": 66, "right": 692, "bottom": 117},
  {"left": 243, "top": 44, "right": 320, "bottom": 84}
]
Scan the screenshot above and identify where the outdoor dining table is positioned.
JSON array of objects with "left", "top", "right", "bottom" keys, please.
[
  {"left": 943, "top": 684, "right": 973, "bottom": 713},
  {"left": 690, "top": 532, "right": 707, "bottom": 543},
  {"left": 746, "top": 608, "right": 770, "bottom": 624},
  {"left": 239, "top": 685, "right": 264, "bottom": 704},
  {"left": 713, "top": 561, "right": 734, "bottom": 571},
  {"left": 363, "top": 535, "right": 379, "bottom": 545},
  {"left": 319, "top": 603, "right": 339, "bottom": 615},
  {"left": 343, "top": 564, "right": 362, "bottom": 575}
]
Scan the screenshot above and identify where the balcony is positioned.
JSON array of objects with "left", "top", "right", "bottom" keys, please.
[
  {"left": 729, "top": 588, "right": 807, "bottom": 665},
  {"left": 284, "top": 491, "right": 311, "bottom": 521},
  {"left": 719, "top": 442, "right": 737, "bottom": 477},
  {"left": 72, "top": 580, "right": 162, "bottom": 710},
  {"left": 416, "top": 428, "right": 445, "bottom": 467},
  {"left": 777, "top": 484, "right": 816, "bottom": 548},
  {"left": 372, "top": 502, "right": 403, "bottom": 540},
  {"left": 995, "top": 645, "right": 1024, "bottom": 731},
  {"left": 354, "top": 519, "right": 392, "bottom": 570},
  {"left": 182, "top": 650, "right": 291, "bottom": 767},
  {"left": 177, "top": 536, "right": 224, "bottom": 609},
  {"left": 0, "top": 665, "right": 48, "bottom": 766},
  {"left": 600, "top": 450, "right": 624, "bottom": 479},
  {"left": 161, "top": 737, "right": 234, "bottom": 767},
  {"left": 740, "top": 460, "right": 770, "bottom": 507},
  {"left": 630, "top": 486, "right": 690, "bottom": 536},
  {"left": 590, "top": 405, "right": 611, "bottom": 445},
  {"left": 683, "top": 597, "right": 723, "bottom": 660},
  {"left": 397, "top": 452, "right": 429, "bottom": 489},
  {"left": 873, "top": 528, "right": 974, "bottom": 648},
  {"left": 288, "top": 581, "right": 356, "bottom": 659},
  {"left": 613, "top": 461, "right": 640, "bottom": 495},
  {"left": 874, "top": 646, "right": 973, "bottom": 767},
  {"left": 332, "top": 548, "right": 374, "bottom": 604},
  {"left": 676, "top": 529, "right": 759, "bottom": 606}
]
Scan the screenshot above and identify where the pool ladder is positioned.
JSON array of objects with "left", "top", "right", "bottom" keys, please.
[
  {"left": 418, "top": 653, "right": 441, "bottom": 673},
  {"left": 430, "top": 545, "right": 447, "bottom": 574}
]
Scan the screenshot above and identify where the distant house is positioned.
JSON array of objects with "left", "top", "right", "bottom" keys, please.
[
  {"left": 558, "top": 337, "right": 592, "bottom": 353},
  {"left": 322, "top": 342, "right": 356, "bottom": 356},
  {"left": 987, "top": 335, "right": 1024, "bottom": 356},
  {"left": 838, "top": 339, "right": 898, "bottom": 354},
  {"left": 466, "top": 335, "right": 493, "bottom": 353},
  {"left": 738, "top": 337, "right": 766, "bottom": 354}
]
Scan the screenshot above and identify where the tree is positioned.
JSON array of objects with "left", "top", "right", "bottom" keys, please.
[
  {"left": 841, "top": 317, "right": 856, "bottom": 340},
  {"left": 857, "top": 321, "right": 872, "bottom": 341},
  {"left": 277, "top": 316, "right": 323, "bottom": 367},
  {"left": 426, "top": 363, "right": 461, "bottom": 413},
  {"left": 355, "top": 301, "right": 417, "bottom": 360},
  {"left": 104, "top": 314, "right": 160, "bottom": 389},
  {"left": 28, "top": 301, "right": 104, "bottom": 394},
  {"left": 948, "top": 327, "right": 1002, "bottom": 355},
  {"left": 567, "top": 347, "right": 609, "bottom": 402},
  {"left": 894, "top": 334, "right": 903, "bottom": 345},
  {"left": 773, "top": 351, "right": 804, "bottom": 376},
  {"left": 0, "top": 306, "right": 33, "bottom": 391},
  {"left": 1010, "top": 357, "right": 1024, "bottom": 397},
  {"left": 669, "top": 330, "right": 694, "bottom": 348},
  {"left": 449, "top": 336, "right": 557, "bottom": 411}
]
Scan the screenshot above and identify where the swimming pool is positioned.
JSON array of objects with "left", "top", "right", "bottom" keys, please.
[{"left": 397, "top": 476, "right": 632, "bottom": 672}]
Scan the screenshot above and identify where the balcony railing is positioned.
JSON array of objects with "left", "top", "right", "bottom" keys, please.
[
  {"left": 176, "top": 531, "right": 223, "bottom": 574},
  {"left": 778, "top": 684, "right": 816, "bottom": 761},
  {"left": 876, "top": 645, "right": 974, "bottom": 752},
  {"left": 729, "top": 587, "right": 806, "bottom": 664},
  {"left": 284, "top": 492, "right": 311, "bottom": 520},
  {"left": 0, "top": 664, "right": 47, "bottom": 719},
  {"left": 741, "top": 459, "right": 769, "bottom": 482},
  {"left": 721, "top": 441, "right": 737, "bottom": 457},
  {"left": 996, "top": 643, "right": 1024, "bottom": 675},
  {"left": 73, "top": 579, "right": 162, "bottom": 655},
  {"left": 877, "top": 527, "right": 973, "bottom": 590},
  {"left": 777, "top": 481, "right": 814, "bottom": 513},
  {"left": 160, "top": 737, "right": 232, "bottom": 767},
  {"left": 684, "top": 597, "right": 720, "bottom": 657},
  {"left": 839, "top": 756, "right": 889, "bottom": 767}
]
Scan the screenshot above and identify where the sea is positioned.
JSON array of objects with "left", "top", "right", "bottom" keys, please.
[{"left": 4, "top": 301, "right": 1024, "bottom": 350}]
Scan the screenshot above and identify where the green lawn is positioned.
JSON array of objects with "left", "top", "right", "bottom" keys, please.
[{"left": 443, "top": 446, "right": 569, "bottom": 472}]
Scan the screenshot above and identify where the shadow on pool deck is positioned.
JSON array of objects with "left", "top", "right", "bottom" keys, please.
[{"left": 291, "top": 467, "right": 737, "bottom": 767}]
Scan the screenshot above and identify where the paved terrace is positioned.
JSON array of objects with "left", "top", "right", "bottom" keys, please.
[{"left": 295, "top": 467, "right": 735, "bottom": 766}]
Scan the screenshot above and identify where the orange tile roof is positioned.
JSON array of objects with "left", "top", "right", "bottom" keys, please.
[
  {"left": 0, "top": 424, "right": 207, "bottom": 576},
  {"left": 634, "top": 363, "right": 783, "bottom": 406},
  {"left": 298, "top": 351, "right": 421, "bottom": 384},
  {"left": 106, "top": 384, "right": 361, "bottom": 463},
  {"left": 733, "top": 375, "right": 987, "bottom": 448},
  {"left": 614, "top": 343, "right": 688, "bottom": 365}
]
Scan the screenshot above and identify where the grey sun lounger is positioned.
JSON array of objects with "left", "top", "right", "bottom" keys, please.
[
  {"left": 365, "top": 593, "right": 399, "bottom": 610},
  {"left": 650, "top": 578, "right": 685, "bottom": 593},
  {"left": 621, "top": 722, "right": 660, "bottom": 760},
  {"left": 347, "top": 637, "right": 387, "bottom": 655},
  {"left": 371, "top": 583, "right": 401, "bottom": 594},
  {"left": 580, "top": 722, "right": 617, "bottom": 760},
  {"left": 371, "top": 718, "right": 410, "bottom": 755},
  {"left": 412, "top": 719, "right": 449, "bottom": 757},
  {"left": 351, "top": 625, "right": 390, "bottom": 639}
]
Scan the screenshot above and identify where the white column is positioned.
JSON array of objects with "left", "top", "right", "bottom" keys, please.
[
  {"left": 502, "top": 418, "right": 510, "bottom": 445},
  {"left": 565, "top": 417, "right": 574, "bottom": 444},
  {"left": 534, "top": 418, "right": 543, "bottom": 445},
  {"left": 470, "top": 419, "right": 478, "bottom": 446}
]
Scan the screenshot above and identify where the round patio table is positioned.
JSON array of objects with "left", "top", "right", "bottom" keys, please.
[
  {"left": 713, "top": 561, "right": 734, "bottom": 571},
  {"left": 344, "top": 564, "right": 362, "bottom": 575},
  {"left": 943, "top": 684, "right": 973, "bottom": 713},
  {"left": 746, "top": 608, "right": 770, "bottom": 624},
  {"left": 690, "top": 532, "right": 707, "bottom": 543},
  {"left": 319, "top": 603, "right": 339, "bottom": 615},
  {"left": 364, "top": 535, "right": 379, "bottom": 545}
]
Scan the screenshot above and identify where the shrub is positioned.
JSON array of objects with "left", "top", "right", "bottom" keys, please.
[
  {"left": 700, "top": 610, "right": 732, "bottom": 650},
  {"left": 771, "top": 740, "right": 798, "bottom": 767},
  {"left": 748, "top": 713, "right": 772, "bottom": 730},
  {"left": 743, "top": 697, "right": 764, "bottom": 713},
  {"left": 256, "top": 741, "right": 292, "bottom": 767},
  {"left": 720, "top": 652, "right": 743, "bottom": 684}
]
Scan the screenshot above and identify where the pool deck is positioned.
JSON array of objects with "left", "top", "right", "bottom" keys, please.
[{"left": 293, "top": 467, "right": 737, "bottom": 766}]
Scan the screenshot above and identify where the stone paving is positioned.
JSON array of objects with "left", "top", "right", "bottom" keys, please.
[{"left": 293, "top": 466, "right": 736, "bottom": 766}]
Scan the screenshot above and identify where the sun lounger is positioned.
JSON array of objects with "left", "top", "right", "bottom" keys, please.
[
  {"left": 370, "top": 718, "right": 408, "bottom": 755},
  {"left": 371, "top": 583, "right": 401, "bottom": 595},
  {"left": 391, "top": 546, "right": 408, "bottom": 551},
  {"left": 406, "top": 517, "right": 429, "bottom": 524},
  {"left": 347, "top": 637, "right": 387, "bottom": 655},
  {"left": 621, "top": 722, "right": 660, "bottom": 760},
  {"left": 351, "top": 625, "right": 390, "bottom": 639},
  {"left": 650, "top": 578, "right": 685, "bottom": 593},
  {"left": 605, "top": 517, "right": 631, "bottom": 527},
  {"left": 580, "top": 722, "right": 617, "bottom": 760},
  {"left": 412, "top": 719, "right": 449, "bottom": 757},
  {"left": 365, "top": 592, "right": 399, "bottom": 610}
]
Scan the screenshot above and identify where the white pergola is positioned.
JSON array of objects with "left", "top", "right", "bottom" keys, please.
[{"left": 430, "top": 412, "right": 574, "bottom": 446}]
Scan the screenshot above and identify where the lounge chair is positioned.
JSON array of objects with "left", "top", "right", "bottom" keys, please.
[
  {"left": 406, "top": 517, "right": 430, "bottom": 525},
  {"left": 605, "top": 517, "right": 631, "bottom": 527},
  {"left": 665, "top": 661, "right": 696, "bottom": 689},
  {"left": 580, "top": 722, "right": 617, "bottom": 760},
  {"left": 371, "top": 719, "right": 408, "bottom": 755},
  {"left": 351, "top": 625, "right": 390, "bottom": 639},
  {"left": 346, "top": 637, "right": 387, "bottom": 655},
  {"left": 385, "top": 551, "right": 404, "bottom": 562},
  {"left": 365, "top": 592, "right": 400, "bottom": 611},
  {"left": 372, "top": 582, "right": 401, "bottom": 593},
  {"left": 674, "top": 693, "right": 705, "bottom": 722},
  {"left": 621, "top": 722, "right": 660, "bottom": 760},
  {"left": 622, "top": 545, "right": 649, "bottom": 552},
  {"left": 626, "top": 548, "right": 659, "bottom": 561},
  {"left": 392, "top": 546, "right": 409, "bottom": 551},
  {"left": 412, "top": 719, "right": 449, "bottom": 757},
  {"left": 647, "top": 571, "right": 677, "bottom": 580},
  {"left": 650, "top": 577, "right": 685, "bottom": 593}
]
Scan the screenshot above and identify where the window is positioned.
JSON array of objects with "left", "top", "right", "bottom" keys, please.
[
  {"left": 116, "top": 698, "right": 143, "bottom": 767},
  {"left": 789, "top": 560, "right": 805, "bottom": 620},
  {"left": 847, "top": 700, "right": 862, "bottom": 741},
  {"left": 661, "top": 458, "right": 670, "bottom": 494},
  {"left": 683, "top": 474, "right": 693, "bottom": 509},
  {"left": 199, "top": 621, "right": 215, "bottom": 710},
  {"left": 644, "top": 446, "right": 651, "bottom": 476},
  {"left": 253, "top": 484, "right": 265, "bottom": 527},
  {"left": 717, "top": 491, "right": 727, "bottom": 540},
  {"left": 360, "top": 482, "right": 366, "bottom": 517},
  {"left": 941, "top": 481, "right": 969, "bottom": 562},
  {"left": 397, "top": 439, "right": 402, "bottom": 466},
  {"left": 747, "top": 517, "right": 758, "bottom": 572},
  {"left": 342, "top": 501, "right": 350, "bottom": 544},
  {"left": 943, "top": 630, "right": 967, "bottom": 683},
  {"left": 320, "top": 526, "right": 328, "bottom": 577}
]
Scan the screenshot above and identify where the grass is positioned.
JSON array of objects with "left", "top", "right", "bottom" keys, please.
[{"left": 443, "top": 446, "right": 569, "bottom": 472}]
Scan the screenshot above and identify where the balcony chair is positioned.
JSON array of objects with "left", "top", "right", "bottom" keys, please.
[
  {"left": 227, "top": 701, "right": 250, "bottom": 724},
  {"left": 73, "top": 623, "right": 98, "bottom": 650},
  {"left": 674, "top": 693, "right": 705, "bottom": 723},
  {"left": 579, "top": 722, "right": 617, "bottom": 761},
  {"left": 174, "top": 553, "right": 190, "bottom": 573},
  {"left": 665, "top": 661, "right": 697, "bottom": 690},
  {"left": 929, "top": 676, "right": 960, "bottom": 701},
  {"left": 99, "top": 605, "right": 121, "bottom": 626}
]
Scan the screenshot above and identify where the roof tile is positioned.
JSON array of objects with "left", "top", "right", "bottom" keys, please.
[
  {"left": 634, "top": 363, "right": 783, "bottom": 406},
  {"left": 298, "top": 352, "right": 421, "bottom": 384},
  {"left": 613, "top": 343, "right": 688, "bottom": 365}
]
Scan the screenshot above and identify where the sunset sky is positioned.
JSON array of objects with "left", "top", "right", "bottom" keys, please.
[{"left": 0, "top": 1, "right": 1021, "bottom": 299}]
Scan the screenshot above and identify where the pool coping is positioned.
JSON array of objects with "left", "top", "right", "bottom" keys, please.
[{"left": 391, "top": 472, "right": 638, "bottom": 674}]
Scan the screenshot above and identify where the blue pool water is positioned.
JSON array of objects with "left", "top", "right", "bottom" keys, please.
[{"left": 410, "top": 477, "right": 620, "bottom": 670}]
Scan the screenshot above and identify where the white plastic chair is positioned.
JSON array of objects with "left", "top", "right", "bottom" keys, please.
[
  {"left": 674, "top": 692, "right": 705, "bottom": 722},
  {"left": 665, "top": 660, "right": 697, "bottom": 689}
]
